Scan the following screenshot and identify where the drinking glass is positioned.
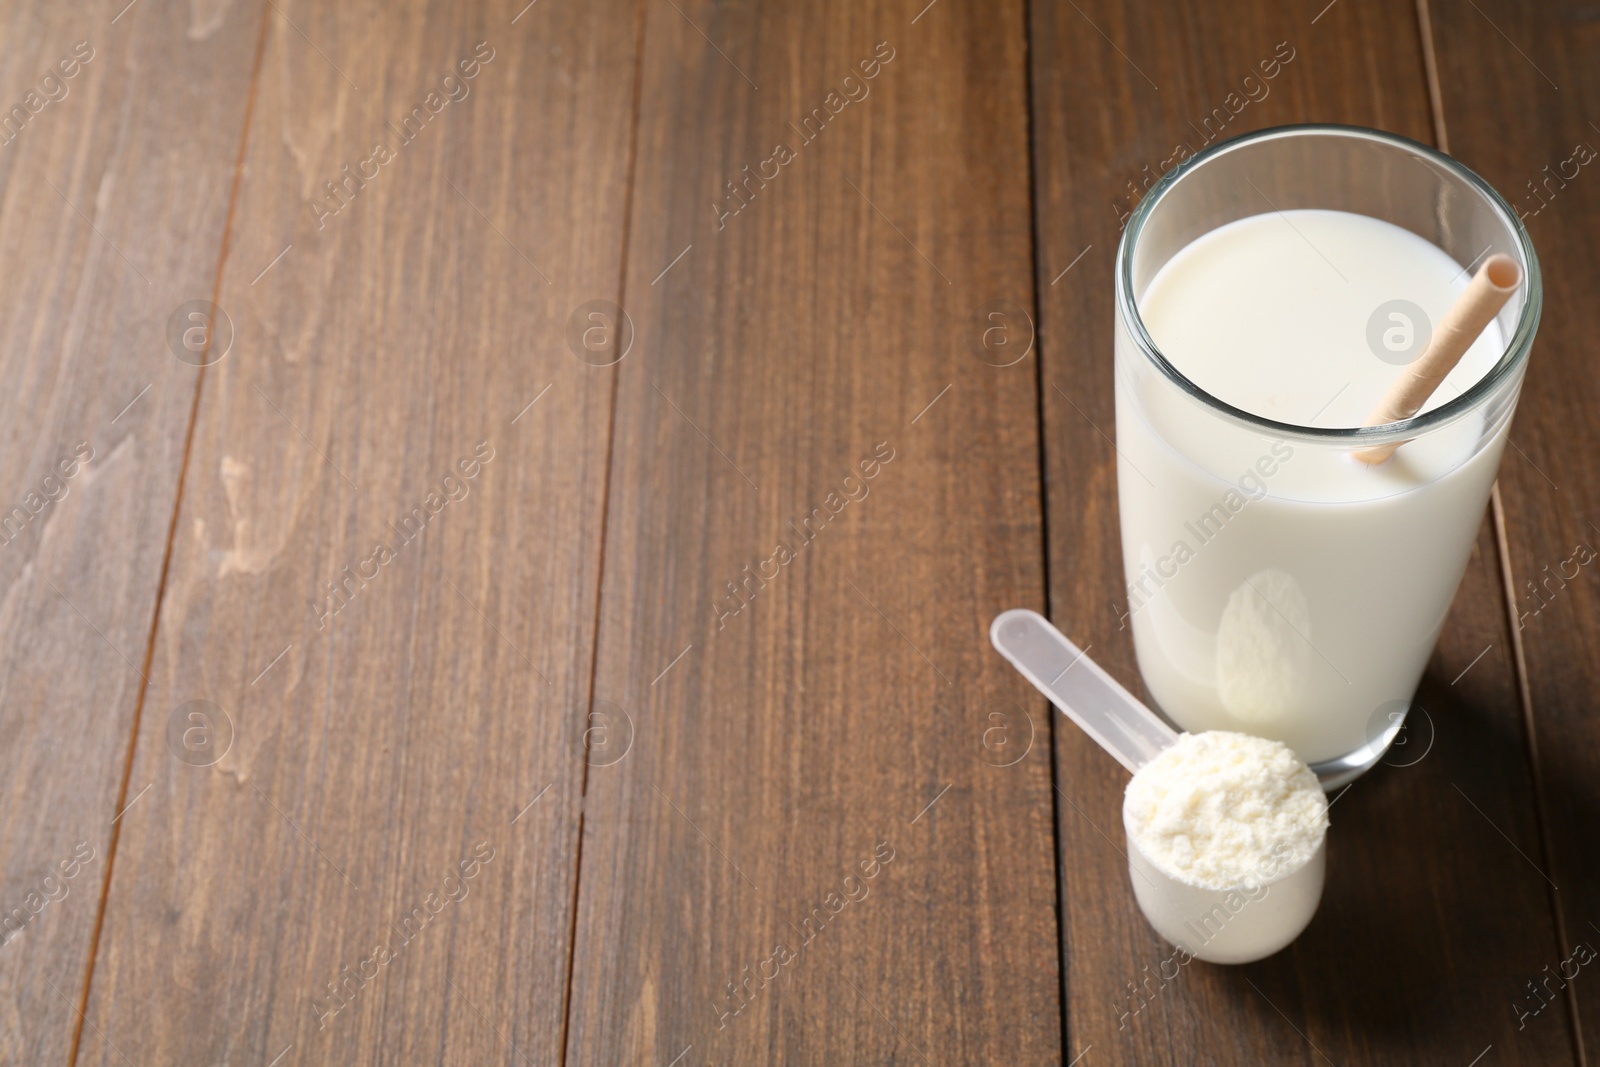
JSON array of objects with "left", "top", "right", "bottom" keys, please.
[{"left": 1113, "top": 124, "right": 1541, "bottom": 787}]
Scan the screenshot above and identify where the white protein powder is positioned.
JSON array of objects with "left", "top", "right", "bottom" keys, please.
[{"left": 1124, "top": 730, "right": 1328, "bottom": 890}]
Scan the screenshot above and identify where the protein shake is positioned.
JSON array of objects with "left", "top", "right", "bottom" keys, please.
[
  {"left": 1118, "top": 208, "right": 1506, "bottom": 766},
  {"left": 1113, "top": 127, "right": 1538, "bottom": 783}
]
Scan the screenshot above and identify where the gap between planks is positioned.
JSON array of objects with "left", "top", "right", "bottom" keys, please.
[
  {"left": 556, "top": 0, "right": 654, "bottom": 1065},
  {"left": 66, "top": 2, "right": 279, "bottom": 1065}
]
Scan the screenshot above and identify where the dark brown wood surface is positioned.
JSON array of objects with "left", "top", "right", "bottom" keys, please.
[
  {"left": 78, "top": 0, "right": 640, "bottom": 1063},
  {"left": 560, "top": 0, "right": 1061, "bottom": 1063},
  {"left": 1428, "top": 0, "right": 1600, "bottom": 1055},
  {"left": 0, "top": 1, "right": 266, "bottom": 1062},
  {"left": 0, "top": 0, "right": 1588, "bottom": 1064}
]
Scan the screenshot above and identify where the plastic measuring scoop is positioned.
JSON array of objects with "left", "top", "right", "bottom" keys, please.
[
  {"left": 988, "top": 608, "right": 1177, "bottom": 771},
  {"left": 989, "top": 608, "right": 1327, "bottom": 964}
]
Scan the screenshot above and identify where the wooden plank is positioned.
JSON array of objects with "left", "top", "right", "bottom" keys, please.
[
  {"left": 78, "top": 0, "right": 641, "bottom": 1062},
  {"left": 1428, "top": 0, "right": 1600, "bottom": 1054},
  {"left": 0, "top": 2, "right": 264, "bottom": 1063},
  {"left": 1029, "top": 2, "right": 1575, "bottom": 1063},
  {"left": 561, "top": 1, "right": 1059, "bottom": 1062}
]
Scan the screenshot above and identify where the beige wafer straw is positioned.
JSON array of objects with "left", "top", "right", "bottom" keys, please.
[{"left": 1354, "top": 253, "right": 1521, "bottom": 464}]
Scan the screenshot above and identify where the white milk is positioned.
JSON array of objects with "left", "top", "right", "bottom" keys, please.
[{"left": 1115, "top": 209, "right": 1509, "bottom": 768}]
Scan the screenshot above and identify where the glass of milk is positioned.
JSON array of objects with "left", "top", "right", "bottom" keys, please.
[{"left": 1113, "top": 125, "right": 1541, "bottom": 787}]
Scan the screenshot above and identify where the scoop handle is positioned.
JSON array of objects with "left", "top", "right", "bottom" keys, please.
[{"left": 989, "top": 609, "right": 1178, "bottom": 773}]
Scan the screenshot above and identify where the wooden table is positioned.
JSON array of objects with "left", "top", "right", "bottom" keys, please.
[{"left": 0, "top": 0, "right": 1592, "bottom": 1063}]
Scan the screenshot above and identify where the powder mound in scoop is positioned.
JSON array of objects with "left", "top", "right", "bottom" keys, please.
[{"left": 1124, "top": 730, "right": 1328, "bottom": 890}]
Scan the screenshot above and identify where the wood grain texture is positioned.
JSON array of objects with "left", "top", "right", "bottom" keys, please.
[
  {"left": 79, "top": 0, "right": 640, "bottom": 1062},
  {"left": 560, "top": 0, "right": 1061, "bottom": 1062},
  {"left": 1428, "top": 0, "right": 1600, "bottom": 1055},
  {"left": 0, "top": 1, "right": 264, "bottom": 1062},
  {"left": 1028, "top": 1, "right": 1575, "bottom": 1063},
  {"left": 4, "top": 0, "right": 1585, "bottom": 1063}
]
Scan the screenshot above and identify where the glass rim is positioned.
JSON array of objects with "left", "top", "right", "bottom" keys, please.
[{"left": 1114, "top": 123, "right": 1543, "bottom": 446}]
